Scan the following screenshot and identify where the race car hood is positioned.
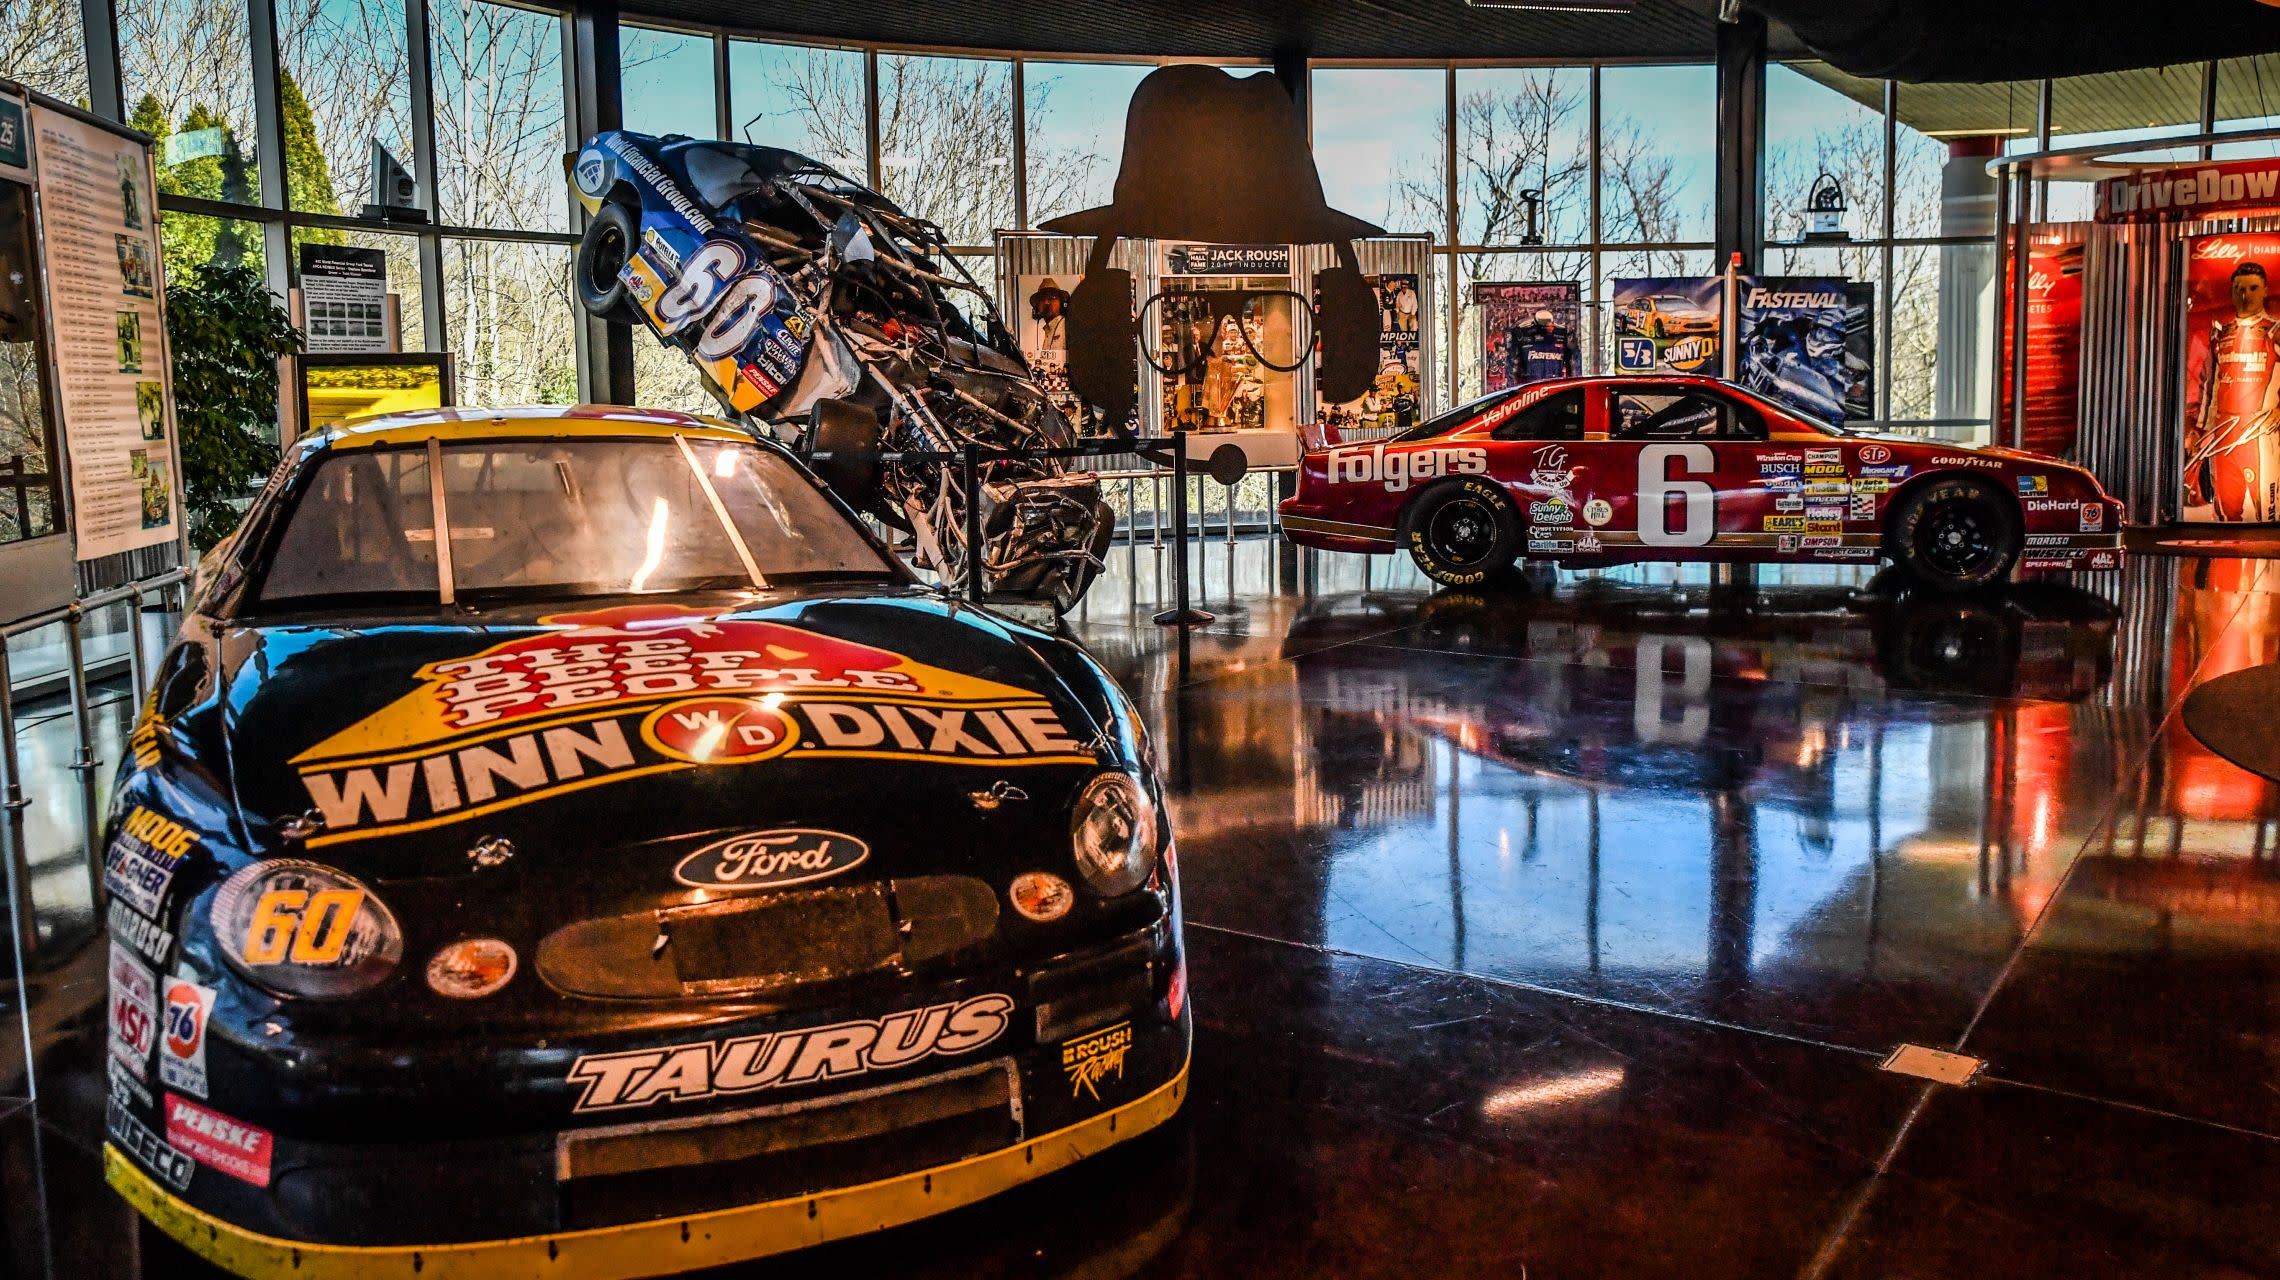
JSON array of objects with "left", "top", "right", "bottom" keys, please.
[{"left": 203, "top": 592, "right": 1122, "bottom": 884}]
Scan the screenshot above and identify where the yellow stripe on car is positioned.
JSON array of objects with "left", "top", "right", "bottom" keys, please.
[{"left": 109, "top": 1061, "right": 1188, "bottom": 1280}]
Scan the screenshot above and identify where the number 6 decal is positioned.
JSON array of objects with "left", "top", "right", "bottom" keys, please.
[{"left": 1638, "top": 443, "right": 1715, "bottom": 547}]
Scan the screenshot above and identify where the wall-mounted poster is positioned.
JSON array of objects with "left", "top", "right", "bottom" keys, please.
[
  {"left": 1998, "top": 232, "right": 2086, "bottom": 458},
  {"left": 2178, "top": 232, "right": 2280, "bottom": 523},
  {"left": 1016, "top": 272, "right": 1077, "bottom": 419},
  {"left": 1475, "top": 281, "right": 1580, "bottom": 393},
  {"left": 1319, "top": 273, "right": 1421, "bottom": 435},
  {"left": 1735, "top": 276, "right": 1869, "bottom": 423},
  {"left": 28, "top": 101, "right": 179, "bottom": 561},
  {"left": 299, "top": 243, "right": 390, "bottom": 353},
  {"left": 1610, "top": 277, "right": 1722, "bottom": 375}
]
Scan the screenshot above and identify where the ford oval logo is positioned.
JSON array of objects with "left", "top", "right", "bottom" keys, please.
[{"left": 675, "top": 830, "right": 869, "bottom": 890}]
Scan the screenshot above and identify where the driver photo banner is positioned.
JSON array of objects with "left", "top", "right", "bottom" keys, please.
[
  {"left": 2179, "top": 231, "right": 2280, "bottom": 524},
  {"left": 1475, "top": 281, "right": 1580, "bottom": 393},
  {"left": 1735, "top": 276, "right": 1873, "bottom": 424}
]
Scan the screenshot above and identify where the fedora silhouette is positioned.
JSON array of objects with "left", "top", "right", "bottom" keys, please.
[{"left": 1043, "top": 65, "right": 1387, "bottom": 427}]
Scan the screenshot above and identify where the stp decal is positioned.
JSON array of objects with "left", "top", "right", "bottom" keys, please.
[
  {"left": 290, "top": 607, "right": 1093, "bottom": 845},
  {"left": 1857, "top": 444, "right": 1891, "bottom": 464},
  {"left": 566, "top": 993, "right": 1014, "bottom": 1112}
]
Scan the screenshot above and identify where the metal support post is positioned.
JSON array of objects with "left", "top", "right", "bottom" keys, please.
[
  {"left": 1153, "top": 431, "right": 1212, "bottom": 627},
  {"left": 61, "top": 614, "right": 104, "bottom": 916},
  {"left": 963, "top": 441, "right": 984, "bottom": 603}
]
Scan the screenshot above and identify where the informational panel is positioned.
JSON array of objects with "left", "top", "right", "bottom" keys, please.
[
  {"left": 1475, "top": 281, "right": 1581, "bottom": 394},
  {"left": 1998, "top": 232, "right": 2086, "bottom": 458},
  {"left": 298, "top": 243, "right": 391, "bottom": 353},
  {"left": 1610, "top": 277, "right": 1723, "bottom": 375},
  {"left": 994, "top": 233, "right": 1145, "bottom": 433},
  {"left": 2177, "top": 231, "right": 2280, "bottom": 524},
  {"left": 1315, "top": 272, "right": 1420, "bottom": 436},
  {"left": 1735, "top": 276, "right": 1871, "bottom": 423},
  {"left": 28, "top": 102, "right": 179, "bottom": 561},
  {"left": 1155, "top": 242, "right": 1299, "bottom": 434},
  {"left": 0, "top": 83, "right": 76, "bottom": 623}
]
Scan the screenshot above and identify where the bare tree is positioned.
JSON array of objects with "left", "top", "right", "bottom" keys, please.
[{"left": 1, "top": 0, "right": 87, "bottom": 102}]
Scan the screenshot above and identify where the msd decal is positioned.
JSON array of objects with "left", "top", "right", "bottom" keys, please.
[
  {"left": 1325, "top": 444, "right": 1487, "bottom": 492},
  {"left": 566, "top": 993, "right": 1014, "bottom": 1112},
  {"left": 290, "top": 607, "right": 1094, "bottom": 845},
  {"left": 109, "top": 941, "right": 157, "bottom": 1082}
]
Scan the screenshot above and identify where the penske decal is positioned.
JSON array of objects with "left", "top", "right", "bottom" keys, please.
[
  {"left": 293, "top": 606, "right": 1092, "bottom": 845},
  {"left": 566, "top": 993, "right": 1013, "bottom": 1112}
]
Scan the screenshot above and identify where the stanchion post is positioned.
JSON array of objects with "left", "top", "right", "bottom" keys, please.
[
  {"left": 963, "top": 440, "right": 984, "bottom": 603},
  {"left": 1153, "top": 428, "right": 1213, "bottom": 628},
  {"left": 62, "top": 612, "right": 103, "bottom": 916},
  {"left": 0, "top": 639, "right": 41, "bottom": 967}
]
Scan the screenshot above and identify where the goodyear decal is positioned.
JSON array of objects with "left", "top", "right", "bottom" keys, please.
[{"left": 292, "top": 606, "right": 1093, "bottom": 845}]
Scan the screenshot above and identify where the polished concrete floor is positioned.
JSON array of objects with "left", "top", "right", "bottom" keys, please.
[{"left": 6, "top": 538, "right": 2279, "bottom": 1278}]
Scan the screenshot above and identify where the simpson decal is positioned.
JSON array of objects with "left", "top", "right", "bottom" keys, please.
[
  {"left": 104, "top": 805, "right": 196, "bottom": 917},
  {"left": 1325, "top": 444, "right": 1488, "bottom": 491},
  {"left": 291, "top": 607, "right": 1092, "bottom": 845},
  {"left": 673, "top": 829, "right": 869, "bottom": 890},
  {"left": 159, "top": 978, "right": 216, "bottom": 1098},
  {"left": 1799, "top": 535, "right": 1843, "bottom": 549},
  {"left": 1063, "top": 1021, "right": 1134, "bottom": 1101},
  {"left": 566, "top": 993, "right": 1014, "bottom": 1112},
  {"left": 165, "top": 1093, "right": 273, "bottom": 1188},
  {"left": 109, "top": 941, "right": 157, "bottom": 1082}
]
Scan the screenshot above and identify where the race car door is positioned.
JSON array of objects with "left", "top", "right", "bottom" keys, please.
[{"left": 1588, "top": 383, "right": 1783, "bottom": 559}]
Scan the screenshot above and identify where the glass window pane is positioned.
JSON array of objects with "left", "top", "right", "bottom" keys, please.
[
  {"left": 120, "top": 0, "right": 260, "bottom": 205},
  {"left": 0, "top": 183, "right": 62, "bottom": 544},
  {"left": 2215, "top": 55, "right": 2280, "bottom": 159},
  {"left": 441, "top": 238, "right": 577, "bottom": 407},
  {"left": 1312, "top": 67, "right": 1445, "bottom": 238},
  {"left": 633, "top": 341, "right": 717, "bottom": 413},
  {"left": 158, "top": 210, "right": 265, "bottom": 282},
  {"left": 1890, "top": 241, "right": 1994, "bottom": 440},
  {"left": 876, "top": 53, "right": 1012, "bottom": 245},
  {"left": 728, "top": 39, "right": 866, "bottom": 176},
  {"left": 1455, "top": 67, "right": 1590, "bottom": 246},
  {"left": 2045, "top": 66, "right": 2207, "bottom": 219},
  {"left": 258, "top": 446, "right": 436, "bottom": 604},
  {"left": 5, "top": 0, "right": 88, "bottom": 104},
  {"left": 1891, "top": 79, "right": 2035, "bottom": 243},
  {"left": 1023, "top": 60, "right": 1153, "bottom": 229},
  {"left": 1767, "top": 63, "right": 1886, "bottom": 243},
  {"left": 431, "top": 0, "right": 567, "bottom": 232},
  {"left": 276, "top": 0, "right": 412, "bottom": 217},
  {"left": 1598, "top": 65, "right": 1715, "bottom": 245},
  {"left": 290, "top": 226, "right": 425, "bottom": 351},
  {"left": 622, "top": 26, "right": 716, "bottom": 137}
]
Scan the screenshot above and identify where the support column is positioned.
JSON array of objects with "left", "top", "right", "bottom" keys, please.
[
  {"left": 568, "top": 0, "right": 634, "bottom": 405},
  {"left": 1713, "top": 12, "right": 1766, "bottom": 274}
]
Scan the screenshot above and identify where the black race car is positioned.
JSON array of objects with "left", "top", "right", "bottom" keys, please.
[{"left": 102, "top": 405, "right": 1187, "bottom": 1276}]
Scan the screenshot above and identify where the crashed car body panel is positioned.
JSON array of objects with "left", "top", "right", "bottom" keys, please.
[{"left": 103, "top": 407, "right": 1187, "bottom": 1276}]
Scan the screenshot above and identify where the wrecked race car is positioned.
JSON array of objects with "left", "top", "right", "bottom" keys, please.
[{"left": 569, "top": 130, "right": 1113, "bottom": 613}]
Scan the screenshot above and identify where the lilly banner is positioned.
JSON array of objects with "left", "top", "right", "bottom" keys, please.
[
  {"left": 1735, "top": 276, "right": 1874, "bottom": 424},
  {"left": 1610, "top": 277, "right": 1722, "bottom": 375},
  {"left": 2179, "top": 232, "right": 2280, "bottom": 523},
  {"left": 1475, "top": 281, "right": 1581, "bottom": 393},
  {"left": 1998, "top": 233, "right": 2085, "bottom": 459}
]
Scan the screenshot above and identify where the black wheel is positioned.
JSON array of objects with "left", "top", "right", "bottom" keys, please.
[
  {"left": 1400, "top": 478, "right": 1521, "bottom": 588},
  {"left": 575, "top": 200, "right": 643, "bottom": 327},
  {"left": 1887, "top": 478, "right": 2020, "bottom": 593}
]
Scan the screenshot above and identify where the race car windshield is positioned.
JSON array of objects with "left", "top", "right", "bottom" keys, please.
[
  {"left": 253, "top": 437, "right": 896, "bottom": 609},
  {"left": 1386, "top": 387, "right": 1527, "bottom": 444}
]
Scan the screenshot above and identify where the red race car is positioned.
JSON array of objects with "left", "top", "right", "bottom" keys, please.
[{"left": 1278, "top": 375, "right": 2124, "bottom": 593}]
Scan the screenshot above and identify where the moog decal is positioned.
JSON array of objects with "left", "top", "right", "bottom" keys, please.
[
  {"left": 566, "top": 993, "right": 1014, "bottom": 1112},
  {"left": 291, "top": 607, "right": 1093, "bottom": 845}
]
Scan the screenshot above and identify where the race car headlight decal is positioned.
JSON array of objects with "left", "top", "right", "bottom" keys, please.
[
  {"left": 211, "top": 860, "right": 402, "bottom": 998},
  {"left": 1070, "top": 773, "right": 1158, "bottom": 898}
]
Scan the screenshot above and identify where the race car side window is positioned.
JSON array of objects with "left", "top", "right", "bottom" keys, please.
[
  {"left": 1490, "top": 389, "right": 1585, "bottom": 441},
  {"left": 1611, "top": 388, "right": 1767, "bottom": 441}
]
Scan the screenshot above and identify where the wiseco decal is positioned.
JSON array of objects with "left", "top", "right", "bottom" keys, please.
[
  {"left": 298, "top": 700, "right": 1091, "bottom": 844},
  {"left": 566, "top": 993, "right": 1013, "bottom": 1112}
]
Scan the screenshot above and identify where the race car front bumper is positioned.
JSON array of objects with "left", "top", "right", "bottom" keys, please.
[{"left": 108, "top": 922, "right": 1188, "bottom": 1277}]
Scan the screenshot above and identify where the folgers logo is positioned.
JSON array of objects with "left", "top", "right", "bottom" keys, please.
[
  {"left": 566, "top": 993, "right": 1013, "bottom": 1112},
  {"left": 292, "top": 606, "right": 1093, "bottom": 846},
  {"left": 675, "top": 829, "right": 869, "bottom": 890},
  {"left": 1326, "top": 444, "right": 1487, "bottom": 492}
]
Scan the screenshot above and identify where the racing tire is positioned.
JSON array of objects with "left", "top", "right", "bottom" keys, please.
[
  {"left": 1886, "top": 478, "right": 2020, "bottom": 594},
  {"left": 1400, "top": 478, "right": 1522, "bottom": 588},
  {"left": 575, "top": 200, "right": 644, "bottom": 327}
]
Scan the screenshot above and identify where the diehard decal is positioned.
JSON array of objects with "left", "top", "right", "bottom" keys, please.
[
  {"left": 565, "top": 993, "right": 1014, "bottom": 1112},
  {"left": 165, "top": 1093, "right": 273, "bottom": 1188},
  {"left": 109, "top": 941, "right": 157, "bottom": 1082},
  {"left": 673, "top": 829, "right": 869, "bottom": 890},
  {"left": 1062, "top": 1021, "right": 1134, "bottom": 1101},
  {"left": 290, "top": 607, "right": 1090, "bottom": 845},
  {"left": 159, "top": 978, "right": 216, "bottom": 1098},
  {"left": 2025, "top": 498, "right": 2080, "bottom": 514},
  {"left": 104, "top": 805, "right": 196, "bottom": 918}
]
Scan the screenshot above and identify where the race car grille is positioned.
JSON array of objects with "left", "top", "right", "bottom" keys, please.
[
  {"left": 536, "top": 875, "right": 1000, "bottom": 999},
  {"left": 555, "top": 1058, "right": 1023, "bottom": 1229}
]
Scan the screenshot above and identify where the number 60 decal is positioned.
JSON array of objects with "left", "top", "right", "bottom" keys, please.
[{"left": 1638, "top": 443, "right": 1716, "bottom": 547}]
